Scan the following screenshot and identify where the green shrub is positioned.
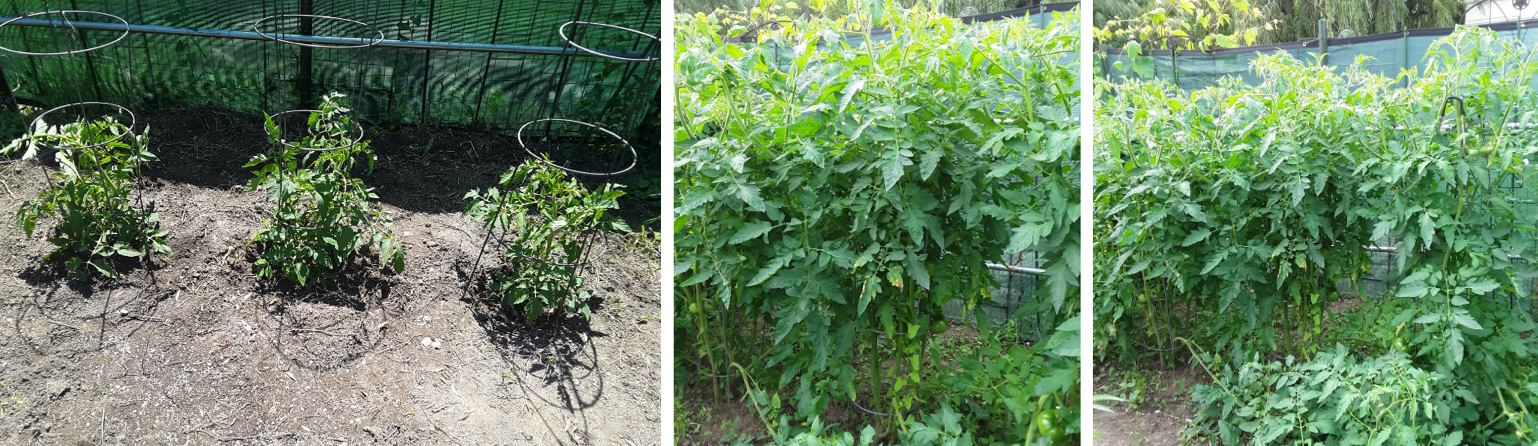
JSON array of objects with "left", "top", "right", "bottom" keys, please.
[
  {"left": 464, "top": 162, "right": 627, "bottom": 321},
  {"left": 7, "top": 117, "right": 168, "bottom": 279},
  {"left": 244, "top": 93, "right": 403, "bottom": 286}
]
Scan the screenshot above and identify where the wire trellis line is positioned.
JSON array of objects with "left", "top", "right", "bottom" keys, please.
[
  {"left": 30, "top": 102, "right": 137, "bottom": 151},
  {"left": 0, "top": 15, "right": 659, "bottom": 58},
  {"left": 262, "top": 109, "right": 365, "bottom": 152},
  {"left": 558, "top": 21, "right": 660, "bottom": 62}
]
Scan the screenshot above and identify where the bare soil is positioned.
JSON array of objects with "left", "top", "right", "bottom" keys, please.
[
  {"left": 0, "top": 106, "right": 662, "bottom": 445},
  {"left": 1092, "top": 359, "right": 1206, "bottom": 446}
]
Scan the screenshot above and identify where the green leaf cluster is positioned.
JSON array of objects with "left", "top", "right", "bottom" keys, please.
[
  {"left": 677, "top": 2, "right": 1080, "bottom": 441},
  {"left": 1190, "top": 345, "right": 1466, "bottom": 445},
  {"left": 464, "top": 161, "right": 628, "bottom": 321},
  {"left": 245, "top": 93, "right": 403, "bottom": 286},
  {"left": 9, "top": 117, "right": 169, "bottom": 279}
]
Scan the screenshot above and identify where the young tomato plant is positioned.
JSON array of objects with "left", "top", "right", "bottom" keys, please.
[
  {"left": 6, "top": 117, "right": 169, "bottom": 279},
  {"left": 245, "top": 93, "right": 403, "bottom": 286},
  {"left": 464, "top": 162, "right": 627, "bottom": 321}
]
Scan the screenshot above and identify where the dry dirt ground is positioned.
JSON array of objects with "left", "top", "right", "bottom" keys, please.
[
  {"left": 0, "top": 107, "right": 662, "bottom": 445},
  {"left": 1092, "top": 360, "right": 1204, "bottom": 446}
]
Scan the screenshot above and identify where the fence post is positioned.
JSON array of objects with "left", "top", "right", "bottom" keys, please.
[
  {"left": 471, "top": 0, "right": 507, "bottom": 127},
  {"left": 420, "top": 0, "right": 437, "bottom": 122},
  {"left": 1318, "top": 19, "right": 1328, "bottom": 66},
  {"left": 298, "top": 0, "right": 315, "bottom": 109},
  {"left": 0, "top": 63, "right": 16, "bottom": 113}
]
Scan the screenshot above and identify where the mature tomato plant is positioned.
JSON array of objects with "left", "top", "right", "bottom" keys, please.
[
  {"left": 1097, "top": 27, "right": 1538, "bottom": 445},
  {"left": 676, "top": 2, "right": 1079, "bottom": 442}
]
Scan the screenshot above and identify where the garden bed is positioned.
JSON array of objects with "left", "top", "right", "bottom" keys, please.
[
  {"left": 0, "top": 107, "right": 661, "bottom": 445},
  {"left": 1091, "top": 359, "right": 1203, "bottom": 446}
]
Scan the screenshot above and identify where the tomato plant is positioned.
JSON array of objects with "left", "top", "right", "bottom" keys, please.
[
  {"left": 676, "top": 2, "right": 1080, "bottom": 442},
  {"left": 1097, "top": 27, "right": 1538, "bottom": 445},
  {"left": 464, "top": 162, "right": 628, "bottom": 321},
  {"left": 245, "top": 93, "right": 403, "bottom": 286},
  {"left": 7, "top": 116, "right": 169, "bottom": 279}
]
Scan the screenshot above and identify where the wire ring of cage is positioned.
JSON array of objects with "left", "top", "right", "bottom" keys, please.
[
  {"left": 264, "top": 109, "right": 366, "bottom": 152},
  {"left": 558, "top": 21, "right": 660, "bottom": 62},
  {"left": 29, "top": 102, "right": 137, "bottom": 151},
  {"left": 517, "top": 118, "right": 638, "bottom": 177},
  {"left": 0, "top": 10, "right": 130, "bottom": 56},
  {"left": 253, "top": 14, "right": 385, "bottom": 49},
  {"left": 264, "top": 206, "right": 326, "bottom": 230},
  {"left": 488, "top": 226, "right": 610, "bottom": 268},
  {"left": 849, "top": 395, "right": 898, "bottom": 417}
]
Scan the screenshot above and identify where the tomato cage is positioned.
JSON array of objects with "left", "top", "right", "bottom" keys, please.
[
  {"left": 0, "top": 9, "right": 167, "bottom": 278},
  {"left": 0, "top": 9, "right": 138, "bottom": 150},
  {"left": 0, "top": 0, "right": 661, "bottom": 161}
]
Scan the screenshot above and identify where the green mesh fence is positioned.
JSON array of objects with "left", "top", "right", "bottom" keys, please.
[
  {"left": 1098, "top": 21, "right": 1538, "bottom": 92},
  {"left": 0, "top": 0, "right": 660, "bottom": 141}
]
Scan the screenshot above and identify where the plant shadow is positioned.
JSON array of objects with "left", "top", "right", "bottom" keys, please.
[
  {"left": 460, "top": 258, "right": 612, "bottom": 445},
  {"left": 18, "top": 250, "right": 166, "bottom": 290},
  {"left": 249, "top": 252, "right": 399, "bottom": 372}
]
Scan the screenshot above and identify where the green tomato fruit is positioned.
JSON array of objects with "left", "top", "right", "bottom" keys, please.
[
  {"left": 1393, "top": 337, "right": 1408, "bottom": 354},
  {"left": 931, "top": 320, "right": 948, "bottom": 334},
  {"left": 1036, "top": 409, "right": 1063, "bottom": 440},
  {"left": 689, "top": 303, "right": 701, "bottom": 314}
]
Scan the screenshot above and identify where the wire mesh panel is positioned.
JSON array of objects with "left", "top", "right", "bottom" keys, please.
[
  {"left": 1099, "top": 20, "right": 1538, "bottom": 91},
  {"left": 0, "top": 0, "right": 660, "bottom": 140}
]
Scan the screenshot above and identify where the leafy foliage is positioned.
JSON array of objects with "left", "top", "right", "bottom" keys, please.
[
  {"left": 932, "top": 317, "right": 1081, "bottom": 444},
  {"left": 1096, "top": 0, "right": 1273, "bottom": 52},
  {"left": 1097, "top": 27, "right": 1538, "bottom": 444},
  {"left": 1094, "top": 0, "right": 1463, "bottom": 51},
  {"left": 245, "top": 93, "right": 403, "bottom": 286},
  {"left": 676, "top": 2, "right": 1080, "bottom": 441},
  {"left": 7, "top": 117, "right": 169, "bottom": 279},
  {"left": 464, "top": 162, "right": 628, "bottom": 321},
  {"left": 677, "top": 0, "right": 1030, "bottom": 29},
  {"left": 1189, "top": 345, "right": 1467, "bottom": 445}
]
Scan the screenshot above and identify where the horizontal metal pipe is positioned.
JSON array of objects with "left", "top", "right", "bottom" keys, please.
[
  {"left": 986, "top": 262, "right": 1047, "bottom": 276},
  {"left": 1366, "top": 244, "right": 1522, "bottom": 259},
  {"left": 0, "top": 16, "right": 659, "bottom": 59}
]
